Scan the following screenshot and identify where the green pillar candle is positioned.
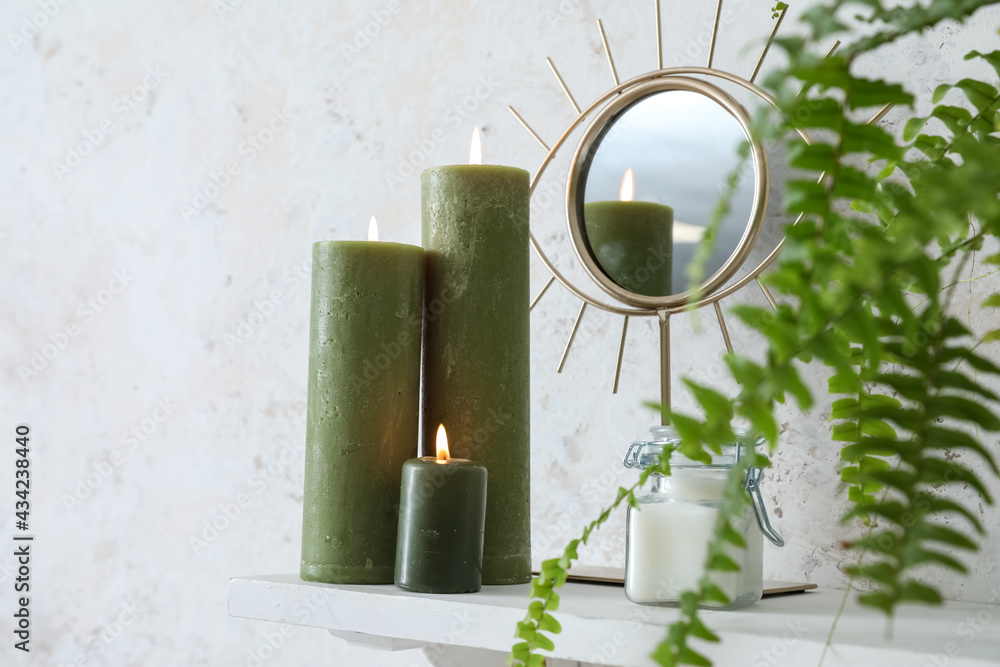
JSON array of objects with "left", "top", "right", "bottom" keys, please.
[
  {"left": 421, "top": 156, "right": 531, "bottom": 586},
  {"left": 584, "top": 200, "right": 674, "bottom": 297},
  {"left": 395, "top": 426, "right": 488, "bottom": 594},
  {"left": 300, "top": 231, "right": 424, "bottom": 584}
]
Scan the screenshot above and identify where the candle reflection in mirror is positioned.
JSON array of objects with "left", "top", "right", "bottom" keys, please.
[
  {"left": 620, "top": 167, "right": 634, "bottom": 201},
  {"left": 583, "top": 168, "right": 674, "bottom": 297}
]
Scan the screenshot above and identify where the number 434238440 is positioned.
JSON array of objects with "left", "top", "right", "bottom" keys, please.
[{"left": 15, "top": 425, "right": 30, "bottom": 529}]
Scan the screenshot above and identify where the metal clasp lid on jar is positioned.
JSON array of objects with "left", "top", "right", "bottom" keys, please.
[
  {"left": 623, "top": 429, "right": 785, "bottom": 547},
  {"left": 743, "top": 466, "right": 784, "bottom": 547}
]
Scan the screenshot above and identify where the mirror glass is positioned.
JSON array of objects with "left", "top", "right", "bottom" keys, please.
[{"left": 580, "top": 90, "right": 756, "bottom": 298}]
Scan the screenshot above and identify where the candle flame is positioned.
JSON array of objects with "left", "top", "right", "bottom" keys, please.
[
  {"left": 619, "top": 168, "right": 634, "bottom": 202},
  {"left": 368, "top": 216, "right": 379, "bottom": 242},
  {"left": 435, "top": 424, "right": 450, "bottom": 462},
  {"left": 469, "top": 126, "right": 482, "bottom": 165}
]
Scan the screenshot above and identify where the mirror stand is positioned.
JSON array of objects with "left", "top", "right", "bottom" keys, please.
[{"left": 658, "top": 310, "right": 670, "bottom": 424}]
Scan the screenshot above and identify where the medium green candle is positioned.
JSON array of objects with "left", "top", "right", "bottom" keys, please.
[
  {"left": 395, "top": 425, "right": 488, "bottom": 594},
  {"left": 300, "top": 221, "right": 424, "bottom": 584},
  {"left": 584, "top": 171, "right": 673, "bottom": 297},
  {"left": 421, "top": 129, "right": 531, "bottom": 585}
]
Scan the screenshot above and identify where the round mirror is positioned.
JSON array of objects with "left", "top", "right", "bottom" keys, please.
[{"left": 567, "top": 77, "right": 768, "bottom": 310}]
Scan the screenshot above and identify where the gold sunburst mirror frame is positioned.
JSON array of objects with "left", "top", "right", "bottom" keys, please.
[
  {"left": 567, "top": 75, "right": 768, "bottom": 312},
  {"left": 509, "top": 0, "right": 892, "bottom": 421}
]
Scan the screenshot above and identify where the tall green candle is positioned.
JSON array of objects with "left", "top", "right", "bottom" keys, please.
[
  {"left": 300, "top": 222, "right": 424, "bottom": 584},
  {"left": 584, "top": 170, "right": 674, "bottom": 297},
  {"left": 421, "top": 130, "right": 531, "bottom": 585}
]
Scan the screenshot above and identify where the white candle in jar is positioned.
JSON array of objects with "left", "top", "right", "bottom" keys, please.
[{"left": 624, "top": 471, "right": 763, "bottom": 606}]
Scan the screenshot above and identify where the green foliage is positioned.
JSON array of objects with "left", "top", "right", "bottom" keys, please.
[
  {"left": 512, "top": 1, "right": 1000, "bottom": 665},
  {"left": 649, "top": 446, "right": 765, "bottom": 667},
  {"left": 768, "top": 28, "right": 1000, "bottom": 620},
  {"left": 505, "top": 460, "right": 667, "bottom": 667},
  {"left": 749, "top": 0, "right": 1000, "bottom": 627}
]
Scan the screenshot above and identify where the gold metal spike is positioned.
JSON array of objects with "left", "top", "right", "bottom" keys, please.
[
  {"left": 557, "top": 302, "right": 588, "bottom": 373},
  {"left": 868, "top": 102, "right": 894, "bottom": 125},
  {"left": 546, "top": 57, "right": 581, "bottom": 115},
  {"left": 613, "top": 316, "right": 630, "bottom": 394},
  {"left": 714, "top": 302, "right": 734, "bottom": 354},
  {"left": 655, "top": 0, "right": 663, "bottom": 70},
  {"left": 707, "top": 0, "right": 724, "bottom": 68},
  {"left": 757, "top": 278, "right": 778, "bottom": 311},
  {"left": 596, "top": 19, "right": 620, "bottom": 86},
  {"left": 530, "top": 276, "right": 555, "bottom": 312},
  {"left": 507, "top": 106, "right": 551, "bottom": 152},
  {"left": 797, "top": 40, "right": 841, "bottom": 98},
  {"left": 750, "top": 5, "right": 787, "bottom": 83}
]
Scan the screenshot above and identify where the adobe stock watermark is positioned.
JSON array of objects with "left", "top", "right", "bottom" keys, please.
[
  {"left": 349, "top": 279, "right": 462, "bottom": 392},
  {"left": 586, "top": 581, "right": 768, "bottom": 665},
  {"left": 59, "top": 599, "right": 145, "bottom": 667},
  {"left": 340, "top": 0, "right": 414, "bottom": 63},
  {"left": 843, "top": 487, "right": 984, "bottom": 568},
  {"left": 223, "top": 256, "right": 311, "bottom": 352},
  {"left": 234, "top": 592, "right": 326, "bottom": 667},
  {"left": 17, "top": 268, "right": 135, "bottom": 383},
  {"left": 213, "top": 0, "right": 246, "bottom": 17},
  {"left": 189, "top": 438, "right": 305, "bottom": 554},
  {"left": 612, "top": 244, "right": 671, "bottom": 293},
  {"left": 383, "top": 75, "right": 502, "bottom": 187},
  {"left": 450, "top": 407, "right": 513, "bottom": 462},
  {"left": 529, "top": 119, "right": 643, "bottom": 217},
  {"left": 401, "top": 610, "right": 476, "bottom": 667},
  {"left": 553, "top": 299, "right": 725, "bottom": 389},
  {"left": 51, "top": 66, "right": 169, "bottom": 180},
  {"left": 401, "top": 410, "right": 513, "bottom": 514},
  {"left": 748, "top": 620, "right": 808, "bottom": 666},
  {"left": 180, "top": 107, "right": 294, "bottom": 221},
  {"left": 533, "top": 455, "right": 631, "bottom": 555},
  {"left": 668, "top": 0, "right": 752, "bottom": 67},
  {"left": 348, "top": 328, "right": 417, "bottom": 392},
  {"left": 543, "top": 0, "right": 581, "bottom": 28},
  {"left": 584, "top": 578, "right": 801, "bottom": 665},
  {"left": 530, "top": 169, "right": 569, "bottom": 221},
  {"left": 924, "top": 587, "right": 1000, "bottom": 667},
  {"left": 61, "top": 398, "right": 178, "bottom": 512},
  {"left": 7, "top": 0, "right": 73, "bottom": 52}
]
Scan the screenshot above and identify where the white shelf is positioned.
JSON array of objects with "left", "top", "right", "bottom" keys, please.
[{"left": 228, "top": 574, "right": 1000, "bottom": 667}]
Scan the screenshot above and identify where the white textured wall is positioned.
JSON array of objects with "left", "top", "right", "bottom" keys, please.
[{"left": 2, "top": 0, "right": 999, "bottom": 665}]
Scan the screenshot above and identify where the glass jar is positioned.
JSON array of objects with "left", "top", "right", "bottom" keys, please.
[{"left": 623, "top": 426, "right": 783, "bottom": 609}]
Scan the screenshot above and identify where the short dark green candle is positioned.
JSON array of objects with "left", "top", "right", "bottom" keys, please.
[
  {"left": 300, "top": 238, "right": 424, "bottom": 584},
  {"left": 421, "top": 163, "right": 531, "bottom": 585},
  {"left": 584, "top": 200, "right": 674, "bottom": 297},
  {"left": 395, "top": 446, "right": 487, "bottom": 594}
]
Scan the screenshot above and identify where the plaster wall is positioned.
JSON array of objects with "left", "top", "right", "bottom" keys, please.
[{"left": 2, "top": 0, "right": 999, "bottom": 665}]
